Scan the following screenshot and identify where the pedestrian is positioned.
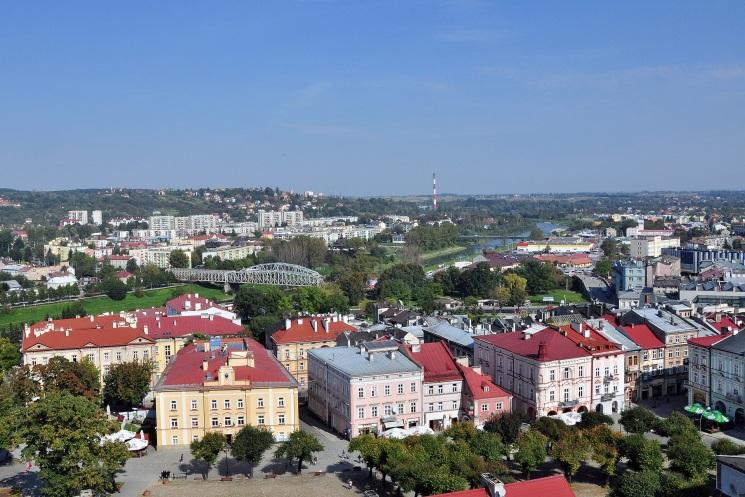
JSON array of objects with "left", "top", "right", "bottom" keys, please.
[
  {"left": 179, "top": 453, "right": 183, "bottom": 463},
  {"left": 348, "top": 479, "right": 353, "bottom": 489},
  {"left": 27, "top": 460, "right": 32, "bottom": 471}
]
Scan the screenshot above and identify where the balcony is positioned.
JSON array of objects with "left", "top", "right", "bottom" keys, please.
[
  {"left": 601, "top": 393, "right": 614, "bottom": 402},
  {"left": 558, "top": 399, "right": 579, "bottom": 409},
  {"left": 604, "top": 375, "right": 615, "bottom": 383},
  {"left": 726, "top": 392, "right": 743, "bottom": 404}
]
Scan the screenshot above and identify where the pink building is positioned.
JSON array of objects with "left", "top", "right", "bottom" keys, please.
[
  {"left": 308, "top": 340, "right": 424, "bottom": 437},
  {"left": 458, "top": 364, "right": 512, "bottom": 425}
]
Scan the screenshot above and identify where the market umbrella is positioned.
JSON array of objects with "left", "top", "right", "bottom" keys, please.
[
  {"left": 702, "top": 410, "right": 729, "bottom": 423},
  {"left": 684, "top": 403, "right": 706, "bottom": 414}
]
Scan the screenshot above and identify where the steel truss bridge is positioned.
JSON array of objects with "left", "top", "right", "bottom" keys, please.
[{"left": 169, "top": 263, "right": 323, "bottom": 287}]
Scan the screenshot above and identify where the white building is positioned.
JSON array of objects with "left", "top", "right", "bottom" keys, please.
[
  {"left": 629, "top": 236, "right": 680, "bottom": 258},
  {"left": 68, "top": 210, "right": 88, "bottom": 225},
  {"left": 257, "top": 210, "right": 304, "bottom": 228},
  {"left": 202, "top": 245, "right": 260, "bottom": 261},
  {"left": 91, "top": 210, "right": 103, "bottom": 225}
]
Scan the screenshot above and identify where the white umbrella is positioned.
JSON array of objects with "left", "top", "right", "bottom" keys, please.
[{"left": 381, "top": 428, "right": 407, "bottom": 439}]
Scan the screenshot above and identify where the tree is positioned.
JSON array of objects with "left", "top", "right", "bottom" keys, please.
[
  {"left": 231, "top": 425, "right": 275, "bottom": 476},
  {"left": 620, "top": 434, "right": 663, "bottom": 472},
  {"left": 233, "top": 284, "right": 292, "bottom": 321},
  {"left": 529, "top": 227, "right": 544, "bottom": 241},
  {"left": 600, "top": 238, "right": 618, "bottom": 259},
  {"left": 616, "top": 470, "right": 661, "bottom": 497},
  {"left": 514, "top": 429, "right": 547, "bottom": 479},
  {"left": 36, "top": 356, "right": 100, "bottom": 400},
  {"left": 552, "top": 428, "right": 590, "bottom": 482},
  {"left": 125, "top": 258, "right": 139, "bottom": 273},
  {"left": 586, "top": 424, "right": 621, "bottom": 485},
  {"left": 168, "top": 249, "right": 189, "bottom": 268},
  {"left": 103, "top": 361, "right": 153, "bottom": 410},
  {"left": 578, "top": 411, "right": 613, "bottom": 429},
  {"left": 483, "top": 411, "right": 527, "bottom": 444},
  {"left": 190, "top": 432, "right": 227, "bottom": 479},
  {"left": 533, "top": 416, "right": 568, "bottom": 442},
  {"left": 457, "top": 263, "right": 498, "bottom": 298},
  {"left": 100, "top": 277, "right": 128, "bottom": 300},
  {"left": 349, "top": 433, "right": 384, "bottom": 479},
  {"left": 516, "top": 259, "right": 558, "bottom": 294},
  {"left": 502, "top": 273, "right": 528, "bottom": 306},
  {"left": 274, "top": 430, "right": 323, "bottom": 474},
  {"left": 619, "top": 406, "right": 657, "bottom": 434},
  {"left": 59, "top": 301, "right": 87, "bottom": 319},
  {"left": 21, "top": 392, "right": 129, "bottom": 497},
  {"left": 0, "top": 337, "right": 21, "bottom": 373},
  {"left": 667, "top": 431, "right": 714, "bottom": 482},
  {"left": 593, "top": 258, "right": 612, "bottom": 278}
]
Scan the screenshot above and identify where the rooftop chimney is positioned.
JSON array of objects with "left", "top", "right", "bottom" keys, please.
[
  {"left": 65, "top": 329, "right": 70, "bottom": 337},
  {"left": 285, "top": 318, "right": 291, "bottom": 330},
  {"left": 311, "top": 320, "right": 318, "bottom": 333},
  {"left": 480, "top": 474, "right": 506, "bottom": 497},
  {"left": 523, "top": 331, "right": 531, "bottom": 340},
  {"left": 143, "top": 325, "right": 148, "bottom": 335},
  {"left": 202, "top": 360, "right": 209, "bottom": 371},
  {"left": 537, "top": 341, "right": 547, "bottom": 361},
  {"left": 324, "top": 318, "right": 331, "bottom": 333}
]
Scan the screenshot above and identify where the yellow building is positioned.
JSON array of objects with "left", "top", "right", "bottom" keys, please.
[
  {"left": 270, "top": 316, "right": 357, "bottom": 398},
  {"left": 154, "top": 337, "right": 298, "bottom": 446}
]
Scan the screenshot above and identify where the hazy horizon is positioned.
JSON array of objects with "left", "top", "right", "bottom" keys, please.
[{"left": 1, "top": 2, "right": 744, "bottom": 195}]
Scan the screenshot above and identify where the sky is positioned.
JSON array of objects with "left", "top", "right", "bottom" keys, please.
[{"left": 1, "top": 1, "right": 744, "bottom": 196}]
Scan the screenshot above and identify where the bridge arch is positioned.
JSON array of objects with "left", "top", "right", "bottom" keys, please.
[{"left": 169, "top": 262, "right": 323, "bottom": 287}]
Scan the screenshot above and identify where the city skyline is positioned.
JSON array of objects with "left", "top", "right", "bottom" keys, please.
[{"left": 1, "top": 1, "right": 744, "bottom": 195}]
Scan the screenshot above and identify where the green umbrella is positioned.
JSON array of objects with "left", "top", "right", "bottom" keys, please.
[
  {"left": 702, "top": 410, "right": 729, "bottom": 423},
  {"left": 684, "top": 403, "right": 706, "bottom": 414}
]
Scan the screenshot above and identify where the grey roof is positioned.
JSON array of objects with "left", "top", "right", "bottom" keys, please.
[
  {"left": 717, "top": 454, "right": 745, "bottom": 472},
  {"left": 309, "top": 345, "right": 422, "bottom": 377},
  {"left": 712, "top": 332, "right": 745, "bottom": 355},
  {"left": 401, "top": 325, "right": 424, "bottom": 338},
  {"left": 629, "top": 308, "right": 698, "bottom": 335},
  {"left": 423, "top": 322, "right": 475, "bottom": 349},
  {"left": 587, "top": 319, "right": 640, "bottom": 352}
]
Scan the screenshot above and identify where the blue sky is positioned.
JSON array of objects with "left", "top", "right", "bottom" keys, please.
[{"left": 1, "top": 1, "right": 744, "bottom": 195}]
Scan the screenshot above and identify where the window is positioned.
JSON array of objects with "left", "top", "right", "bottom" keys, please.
[
  {"left": 170, "top": 400, "right": 177, "bottom": 411},
  {"left": 284, "top": 350, "right": 290, "bottom": 359},
  {"left": 371, "top": 406, "right": 378, "bottom": 417},
  {"left": 578, "top": 366, "right": 584, "bottom": 377},
  {"left": 299, "top": 347, "right": 304, "bottom": 357},
  {"left": 191, "top": 400, "right": 197, "bottom": 410},
  {"left": 132, "top": 351, "right": 138, "bottom": 360},
  {"left": 104, "top": 352, "right": 110, "bottom": 361},
  {"left": 224, "top": 416, "right": 232, "bottom": 426},
  {"left": 595, "top": 385, "right": 601, "bottom": 395},
  {"left": 164, "top": 346, "right": 171, "bottom": 359},
  {"left": 170, "top": 418, "right": 178, "bottom": 428},
  {"left": 437, "top": 401, "right": 443, "bottom": 411},
  {"left": 563, "top": 368, "right": 570, "bottom": 380},
  {"left": 237, "top": 399, "right": 244, "bottom": 409},
  {"left": 358, "top": 387, "right": 364, "bottom": 398},
  {"left": 578, "top": 386, "right": 584, "bottom": 398},
  {"left": 171, "top": 436, "right": 179, "bottom": 445},
  {"left": 144, "top": 350, "right": 149, "bottom": 360},
  {"left": 258, "top": 415, "right": 265, "bottom": 425},
  {"left": 224, "top": 399, "right": 231, "bottom": 409},
  {"left": 358, "top": 407, "right": 365, "bottom": 419},
  {"left": 86, "top": 353, "right": 95, "bottom": 362},
  {"left": 643, "top": 351, "right": 649, "bottom": 360},
  {"left": 211, "top": 417, "right": 219, "bottom": 427},
  {"left": 452, "top": 400, "right": 458, "bottom": 410},
  {"left": 237, "top": 416, "right": 245, "bottom": 426},
  {"left": 371, "top": 387, "right": 377, "bottom": 397},
  {"left": 452, "top": 383, "right": 458, "bottom": 393},
  {"left": 428, "top": 403, "right": 434, "bottom": 412},
  {"left": 257, "top": 398, "right": 264, "bottom": 408},
  {"left": 595, "top": 367, "right": 600, "bottom": 377},
  {"left": 278, "top": 414, "right": 285, "bottom": 425},
  {"left": 192, "top": 435, "right": 199, "bottom": 442},
  {"left": 496, "top": 402, "right": 503, "bottom": 410},
  {"left": 549, "top": 390, "right": 555, "bottom": 402},
  {"left": 437, "top": 384, "right": 444, "bottom": 394},
  {"left": 613, "top": 365, "right": 618, "bottom": 375},
  {"left": 278, "top": 397, "right": 285, "bottom": 408},
  {"left": 398, "top": 383, "right": 404, "bottom": 394},
  {"left": 211, "top": 400, "right": 218, "bottom": 410},
  {"left": 410, "top": 382, "right": 417, "bottom": 393},
  {"left": 563, "top": 388, "right": 570, "bottom": 402},
  {"left": 397, "top": 403, "right": 404, "bottom": 414},
  {"left": 410, "top": 401, "right": 417, "bottom": 413},
  {"left": 604, "top": 367, "right": 610, "bottom": 377},
  {"left": 115, "top": 352, "right": 122, "bottom": 361},
  {"left": 428, "top": 385, "right": 434, "bottom": 395},
  {"left": 191, "top": 416, "right": 199, "bottom": 427},
  {"left": 384, "top": 385, "right": 390, "bottom": 396},
  {"left": 549, "top": 370, "right": 555, "bottom": 381},
  {"left": 481, "top": 403, "right": 488, "bottom": 412}
]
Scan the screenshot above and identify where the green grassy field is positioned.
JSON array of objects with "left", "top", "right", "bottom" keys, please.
[
  {"left": 528, "top": 289, "right": 588, "bottom": 305},
  {"left": 0, "top": 284, "right": 230, "bottom": 328}
]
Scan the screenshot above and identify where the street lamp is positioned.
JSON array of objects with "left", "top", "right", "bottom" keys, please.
[{"left": 223, "top": 442, "right": 231, "bottom": 479}]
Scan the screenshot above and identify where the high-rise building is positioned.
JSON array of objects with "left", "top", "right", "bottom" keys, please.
[
  {"left": 91, "top": 210, "right": 103, "bottom": 225},
  {"left": 68, "top": 210, "right": 88, "bottom": 225}
]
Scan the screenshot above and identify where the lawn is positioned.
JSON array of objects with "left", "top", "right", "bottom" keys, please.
[
  {"left": 528, "top": 289, "right": 588, "bottom": 305},
  {"left": 0, "top": 284, "right": 230, "bottom": 328}
]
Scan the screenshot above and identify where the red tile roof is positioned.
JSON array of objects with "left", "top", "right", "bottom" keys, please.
[
  {"left": 621, "top": 324, "right": 665, "bottom": 350},
  {"left": 475, "top": 329, "right": 591, "bottom": 362},
  {"left": 689, "top": 333, "right": 731, "bottom": 348},
  {"left": 555, "top": 324, "right": 622, "bottom": 356},
  {"left": 136, "top": 314, "right": 244, "bottom": 340},
  {"left": 534, "top": 253, "right": 592, "bottom": 266},
  {"left": 28, "top": 315, "right": 132, "bottom": 335},
  {"left": 405, "top": 342, "right": 462, "bottom": 382},
  {"left": 433, "top": 474, "right": 575, "bottom": 497},
  {"left": 707, "top": 316, "right": 740, "bottom": 333},
  {"left": 158, "top": 337, "right": 295, "bottom": 388},
  {"left": 166, "top": 293, "right": 227, "bottom": 314},
  {"left": 22, "top": 327, "right": 153, "bottom": 352},
  {"left": 458, "top": 364, "right": 511, "bottom": 400},
  {"left": 271, "top": 316, "right": 357, "bottom": 345}
]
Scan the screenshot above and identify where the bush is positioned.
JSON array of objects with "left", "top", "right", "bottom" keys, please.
[
  {"left": 620, "top": 434, "right": 663, "bottom": 472},
  {"left": 616, "top": 470, "right": 660, "bottom": 497},
  {"left": 533, "top": 416, "right": 569, "bottom": 442},
  {"left": 712, "top": 438, "right": 745, "bottom": 455},
  {"left": 653, "top": 412, "right": 697, "bottom": 438}
]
